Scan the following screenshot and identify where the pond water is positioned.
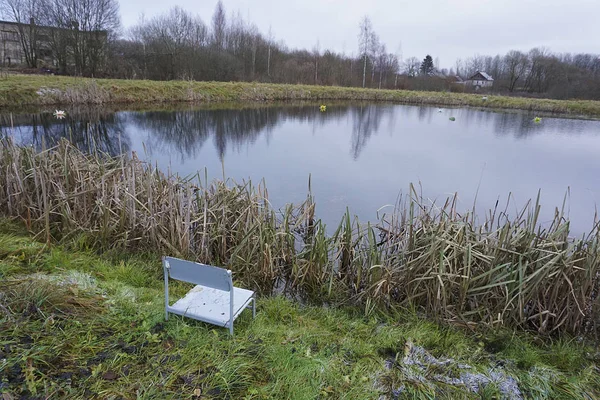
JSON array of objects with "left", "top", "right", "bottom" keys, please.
[{"left": 2, "top": 103, "right": 600, "bottom": 234}]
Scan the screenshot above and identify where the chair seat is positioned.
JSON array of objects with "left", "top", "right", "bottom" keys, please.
[{"left": 169, "top": 285, "right": 254, "bottom": 327}]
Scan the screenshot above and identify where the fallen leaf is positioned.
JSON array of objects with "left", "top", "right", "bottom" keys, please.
[{"left": 193, "top": 388, "right": 202, "bottom": 397}]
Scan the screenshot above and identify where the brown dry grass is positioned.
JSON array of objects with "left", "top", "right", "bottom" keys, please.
[{"left": 1, "top": 138, "right": 598, "bottom": 336}]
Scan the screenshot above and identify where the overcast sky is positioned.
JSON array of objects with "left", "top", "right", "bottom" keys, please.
[{"left": 119, "top": 0, "right": 599, "bottom": 69}]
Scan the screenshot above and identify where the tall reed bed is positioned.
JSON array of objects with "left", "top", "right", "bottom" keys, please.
[{"left": 0, "top": 138, "right": 598, "bottom": 336}]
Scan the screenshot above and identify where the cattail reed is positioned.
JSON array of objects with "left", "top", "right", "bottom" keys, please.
[{"left": 1, "top": 138, "right": 598, "bottom": 336}]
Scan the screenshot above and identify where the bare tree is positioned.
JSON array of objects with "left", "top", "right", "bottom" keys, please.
[
  {"left": 455, "top": 58, "right": 464, "bottom": 77},
  {"left": 358, "top": 16, "right": 373, "bottom": 88},
  {"left": 130, "top": 7, "right": 206, "bottom": 80},
  {"left": 369, "top": 32, "right": 379, "bottom": 86},
  {"left": 312, "top": 40, "right": 320, "bottom": 84},
  {"left": 404, "top": 56, "right": 420, "bottom": 77},
  {"left": 466, "top": 54, "right": 485, "bottom": 77},
  {"left": 0, "top": 0, "right": 44, "bottom": 67},
  {"left": 394, "top": 43, "right": 402, "bottom": 87},
  {"left": 211, "top": 0, "right": 226, "bottom": 50},
  {"left": 489, "top": 55, "right": 502, "bottom": 80},
  {"left": 267, "top": 25, "right": 272, "bottom": 77},
  {"left": 503, "top": 50, "right": 530, "bottom": 92},
  {"left": 375, "top": 42, "right": 387, "bottom": 89},
  {"left": 522, "top": 47, "right": 555, "bottom": 93},
  {"left": 46, "top": 0, "right": 120, "bottom": 75}
]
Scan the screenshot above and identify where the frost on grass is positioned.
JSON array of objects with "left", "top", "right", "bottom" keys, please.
[
  {"left": 36, "top": 87, "right": 62, "bottom": 97},
  {"left": 0, "top": 272, "right": 105, "bottom": 321},
  {"left": 384, "top": 340, "right": 523, "bottom": 400},
  {"left": 29, "top": 271, "right": 99, "bottom": 292},
  {"left": 36, "top": 82, "right": 109, "bottom": 104},
  {"left": 56, "top": 270, "right": 98, "bottom": 291}
]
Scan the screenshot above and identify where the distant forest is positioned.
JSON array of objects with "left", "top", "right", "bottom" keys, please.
[{"left": 1, "top": 0, "right": 599, "bottom": 99}]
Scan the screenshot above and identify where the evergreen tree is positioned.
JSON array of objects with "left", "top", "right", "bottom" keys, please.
[{"left": 420, "top": 55, "right": 434, "bottom": 76}]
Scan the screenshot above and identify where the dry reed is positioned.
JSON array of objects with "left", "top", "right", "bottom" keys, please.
[{"left": 0, "top": 138, "right": 598, "bottom": 336}]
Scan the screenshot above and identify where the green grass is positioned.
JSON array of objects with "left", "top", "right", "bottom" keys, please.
[
  {"left": 1, "top": 74, "right": 600, "bottom": 117},
  {"left": 1, "top": 219, "right": 599, "bottom": 399}
]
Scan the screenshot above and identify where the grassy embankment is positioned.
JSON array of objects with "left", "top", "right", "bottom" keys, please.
[
  {"left": 1, "top": 74, "right": 600, "bottom": 117},
  {"left": 1, "top": 219, "right": 599, "bottom": 399}
]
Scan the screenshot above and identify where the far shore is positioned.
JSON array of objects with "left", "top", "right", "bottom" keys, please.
[{"left": 2, "top": 74, "right": 600, "bottom": 118}]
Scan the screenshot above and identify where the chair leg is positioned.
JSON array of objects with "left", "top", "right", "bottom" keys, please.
[
  {"left": 229, "top": 323, "right": 234, "bottom": 336},
  {"left": 252, "top": 298, "right": 256, "bottom": 319},
  {"left": 165, "top": 309, "right": 169, "bottom": 321}
]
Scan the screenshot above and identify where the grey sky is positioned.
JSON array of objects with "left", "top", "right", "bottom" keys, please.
[{"left": 119, "top": 0, "right": 600, "bottom": 69}]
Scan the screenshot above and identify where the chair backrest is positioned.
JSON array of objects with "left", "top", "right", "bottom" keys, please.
[{"left": 163, "top": 256, "right": 232, "bottom": 292}]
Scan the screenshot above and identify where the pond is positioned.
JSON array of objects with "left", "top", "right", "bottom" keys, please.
[{"left": 2, "top": 103, "right": 599, "bottom": 234}]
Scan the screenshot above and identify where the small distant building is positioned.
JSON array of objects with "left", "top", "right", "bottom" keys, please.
[
  {"left": 466, "top": 71, "right": 494, "bottom": 89},
  {"left": 1, "top": 20, "right": 54, "bottom": 67},
  {"left": 0, "top": 19, "right": 107, "bottom": 71}
]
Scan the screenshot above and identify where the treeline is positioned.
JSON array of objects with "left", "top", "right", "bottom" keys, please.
[
  {"left": 453, "top": 50, "right": 600, "bottom": 99},
  {"left": 2, "top": 0, "right": 600, "bottom": 99},
  {"left": 108, "top": 4, "right": 600, "bottom": 100},
  {"left": 113, "top": 5, "right": 402, "bottom": 90}
]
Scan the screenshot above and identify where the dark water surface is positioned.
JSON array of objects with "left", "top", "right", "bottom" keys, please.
[{"left": 2, "top": 103, "right": 599, "bottom": 234}]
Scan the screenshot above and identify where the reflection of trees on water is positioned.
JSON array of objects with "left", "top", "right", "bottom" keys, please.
[
  {"left": 486, "top": 110, "right": 595, "bottom": 139},
  {"left": 127, "top": 110, "right": 212, "bottom": 160},
  {"left": 350, "top": 105, "right": 394, "bottom": 160},
  {"left": 0, "top": 112, "right": 129, "bottom": 156},
  {"left": 491, "top": 113, "right": 535, "bottom": 138},
  {"left": 2, "top": 104, "right": 396, "bottom": 160},
  {"left": 130, "top": 105, "right": 393, "bottom": 160},
  {"left": 130, "top": 108, "right": 290, "bottom": 161},
  {"left": 3, "top": 105, "right": 596, "bottom": 164},
  {"left": 417, "top": 106, "right": 435, "bottom": 124}
]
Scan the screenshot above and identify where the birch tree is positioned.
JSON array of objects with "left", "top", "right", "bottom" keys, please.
[{"left": 358, "top": 16, "right": 373, "bottom": 88}]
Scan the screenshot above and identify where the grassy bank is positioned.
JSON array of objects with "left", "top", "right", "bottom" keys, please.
[
  {"left": 1, "top": 74, "right": 600, "bottom": 117},
  {"left": 1, "top": 139, "right": 599, "bottom": 338},
  {"left": 1, "top": 219, "right": 599, "bottom": 399}
]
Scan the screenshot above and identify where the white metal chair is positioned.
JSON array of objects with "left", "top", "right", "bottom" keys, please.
[{"left": 163, "top": 256, "right": 256, "bottom": 335}]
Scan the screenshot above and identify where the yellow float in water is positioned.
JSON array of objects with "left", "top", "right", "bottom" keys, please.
[
  {"left": 320, "top": 105, "right": 327, "bottom": 112},
  {"left": 534, "top": 117, "right": 542, "bottom": 123}
]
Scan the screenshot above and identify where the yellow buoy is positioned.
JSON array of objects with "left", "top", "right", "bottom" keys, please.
[{"left": 320, "top": 105, "right": 327, "bottom": 112}]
